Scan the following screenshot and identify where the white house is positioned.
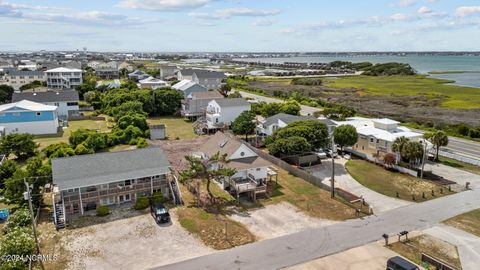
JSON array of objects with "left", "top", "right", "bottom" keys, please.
[
  {"left": 11, "top": 90, "right": 79, "bottom": 119},
  {"left": 138, "top": 76, "right": 168, "bottom": 89},
  {"left": 159, "top": 65, "right": 176, "bottom": 79},
  {"left": 195, "top": 132, "right": 276, "bottom": 200},
  {"left": 0, "top": 100, "right": 59, "bottom": 135},
  {"left": 172, "top": 80, "right": 208, "bottom": 97},
  {"left": 256, "top": 113, "right": 318, "bottom": 137},
  {"left": 46, "top": 67, "right": 83, "bottom": 90},
  {"left": 181, "top": 91, "right": 224, "bottom": 118},
  {"left": 334, "top": 117, "right": 423, "bottom": 154},
  {"left": 205, "top": 98, "right": 251, "bottom": 129}
]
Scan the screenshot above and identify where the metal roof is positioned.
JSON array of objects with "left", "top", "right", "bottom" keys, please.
[
  {"left": 51, "top": 147, "right": 171, "bottom": 190},
  {"left": 212, "top": 98, "right": 250, "bottom": 107},
  {"left": 12, "top": 90, "right": 79, "bottom": 103},
  {"left": 0, "top": 100, "right": 57, "bottom": 113},
  {"left": 7, "top": 70, "right": 45, "bottom": 76}
]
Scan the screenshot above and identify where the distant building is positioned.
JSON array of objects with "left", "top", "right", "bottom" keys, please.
[
  {"left": 0, "top": 100, "right": 59, "bottom": 135},
  {"left": 46, "top": 67, "right": 83, "bottom": 90},
  {"left": 95, "top": 61, "right": 119, "bottom": 80},
  {"left": 128, "top": 70, "right": 149, "bottom": 81},
  {"left": 181, "top": 91, "right": 224, "bottom": 119},
  {"left": 159, "top": 66, "right": 176, "bottom": 79},
  {"left": 172, "top": 80, "right": 208, "bottom": 97},
  {"left": 12, "top": 90, "right": 79, "bottom": 119},
  {"left": 5, "top": 70, "right": 45, "bottom": 91},
  {"left": 334, "top": 117, "right": 423, "bottom": 154},
  {"left": 138, "top": 76, "right": 168, "bottom": 89},
  {"left": 176, "top": 69, "right": 195, "bottom": 81},
  {"left": 192, "top": 70, "right": 226, "bottom": 90}
]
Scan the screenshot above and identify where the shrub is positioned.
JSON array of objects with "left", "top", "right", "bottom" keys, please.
[
  {"left": 151, "top": 192, "right": 166, "bottom": 204},
  {"left": 0, "top": 226, "right": 36, "bottom": 258},
  {"left": 136, "top": 138, "right": 148, "bottom": 148},
  {"left": 133, "top": 197, "right": 149, "bottom": 210},
  {"left": 96, "top": 205, "right": 110, "bottom": 216},
  {"left": 3, "top": 208, "right": 31, "bottom": 234}
]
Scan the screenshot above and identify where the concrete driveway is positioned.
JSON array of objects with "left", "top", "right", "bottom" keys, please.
[
  {"left": 424, "top": 225, "right": 480, "bottom": 270},
  {"left": 230, "top": 202, "right": 337, "bottom": 240},
  {"left": 306, "top": 158, "right": 412, "bottom": 214},
  {"left": 424, "top": 161, "right": 480, "bottom": 190}
]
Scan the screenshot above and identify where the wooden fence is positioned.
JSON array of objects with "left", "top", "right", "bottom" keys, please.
[{"left": 421, "top": 253, "right": 459, "bottom": 270}]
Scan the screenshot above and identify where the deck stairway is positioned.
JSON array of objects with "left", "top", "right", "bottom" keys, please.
[
  {"left": 54, "top": 203, "right": 66, "bottom": 229},
  {"left": 193, "top": 116, "right": 207, "bottom": 135},
  {"left": 169, "top": 172, "right": 183, "bottom": 205}
]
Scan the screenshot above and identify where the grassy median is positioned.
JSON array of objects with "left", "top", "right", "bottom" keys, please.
[{"left": 443, "top": 209, "right": 480, "bottom": 237}]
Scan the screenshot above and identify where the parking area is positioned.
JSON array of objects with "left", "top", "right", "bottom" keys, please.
[
  {"left": 424, "top": 161, "right": 480, "bottom": 190},
  {"left": 305, "top": 158, "right": 412, "bottom": 213},
  {"left": 230, "top": 202, "right": 338, "bottom": 240},
  {"left": 63, "top": 211, "right": 214, "bottom": 270}
]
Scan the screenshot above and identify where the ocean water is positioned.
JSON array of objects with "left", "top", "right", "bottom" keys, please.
[{"left": 235, "top": 55, "right": 480, "bottom": 88}]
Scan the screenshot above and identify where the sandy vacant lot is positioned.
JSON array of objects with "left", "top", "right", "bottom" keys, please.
[
  {"left": 64, "top": 211, "right": 214, "bottom": 270},
  {"left": 287, "top": 242, "right": 403, "bottom": 270},
  {"left": 230, "top": 202, "right": 338, "bottom": 240}
]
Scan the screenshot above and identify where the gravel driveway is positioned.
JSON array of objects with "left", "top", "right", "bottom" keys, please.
[
  {"left": 306, "top": 158, "right": 412, "bottom": 213},
  {"left": 64, "top": 211, "right": 214, "bottom": 270},
  {"left": 230, "top": 202, "right": 338, "bottom": 240}
]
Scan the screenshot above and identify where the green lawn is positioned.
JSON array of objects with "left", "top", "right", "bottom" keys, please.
[
  {"left": 324, "top": 75, "right": 480, "bottom": 109},
  {"left": 443, "top": 209, "right": 480, "bottom": 237},
  {"left": 34, "top": 119, "right": 111, "bottom": 149},
  {"left": 346, "top": 159, "right": 454, "bottom": 202},
  {"left": 147, "top": 116, "right": 200, "bottom": 140},
  {"left": 438, "top": 156, "right": 480, "bottom": 175}
]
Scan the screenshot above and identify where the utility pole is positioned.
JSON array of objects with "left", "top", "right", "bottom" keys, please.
[
  {"left": 23, "top": 178, "right": 45, "bottom": 270},
  {"left": 331, "top": 135, "right": 335, "bottom": 198},
  {"left": 420, "top": 140, "right": 427, "bottom": 179}
]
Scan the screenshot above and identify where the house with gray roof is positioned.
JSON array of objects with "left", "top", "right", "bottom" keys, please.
[
  {"left": 181, "top": 91, "right": 224, "bottom": 119},
  {"left": 128, "top": 69, "right": 149, "bottom": 81},
  {"left": 257, "top": 113, "right": 337, "bottom": 138},
  {"left": 201, "top": 98, "right": 250, "bottom": 132},
  {"left": 51, "top": 147, "right": 173, "bottom": 224},
  {"left": 12, "top": 90, "right": 79, "bottom": 119},
  {"left": 192, "top": 70, "right": 226, "bottom": 90},
  {"left": 95, "top": 61, "right": 119, "bottom": 80},
  {"left": 5, "top": 69, "right": 46, "bottom": 91},
  {"left": 172, "top": 79, "right": 208, "bottom": 97}
]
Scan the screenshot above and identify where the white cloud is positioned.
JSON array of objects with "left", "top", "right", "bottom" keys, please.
[
  {"left": 455, "top": 6, "right": 480, "bottom": 17},
  {"left": 252, "top": 19, "right": 272, "bottom": 26},
  {"left": 397, "top": 0, "right": 417, "bottom": 8},
  {"left": 390, "top": 13, "right": 411, "bottom": 21},
  {"left": 417, "top": 6, "right": 431, "bottom": 14},
  {"left": 189, "top": 8, "right": 280, "bottom": 20},
  {"left": 117, "top": 0, "right": 211, "bottom": 11}
]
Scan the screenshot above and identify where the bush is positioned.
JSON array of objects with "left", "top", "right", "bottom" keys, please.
[
  {"left": 96, "top": 205, "right": 110, "bottom": 216},
  {"left": 133, "top": 197, "right": 149, "bottom": 210},
  {"left": 151, "top": 192, "right": 166, "bottom": 204},
  {"left": 136, "top": 138, "right": 148, "bottom": 148},
  {"left": 3, "top": 208, "right": 31, "bottom": 234},
  {"left": 0, "top": 226, "right": 36, "bottom": 258}
]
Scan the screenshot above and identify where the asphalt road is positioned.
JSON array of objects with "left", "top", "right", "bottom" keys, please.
[
  {"left": 239, "top": 90, "right": 480, "bottom": 161},
  {"left": 155, "top": 188, "right": 480, "bottom": 270}
]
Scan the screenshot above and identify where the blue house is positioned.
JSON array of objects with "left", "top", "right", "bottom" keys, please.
[{"left": 0, "top": 100, "right": 59, "bottom": 136}]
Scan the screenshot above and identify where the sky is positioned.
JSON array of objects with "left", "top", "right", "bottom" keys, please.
[{"left": 0, "top": 0, "right": 480, "bottom": 52}]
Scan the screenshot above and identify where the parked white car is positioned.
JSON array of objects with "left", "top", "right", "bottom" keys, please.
[{"left": 316, "top": 151, "right": 328, "bottom": 159}]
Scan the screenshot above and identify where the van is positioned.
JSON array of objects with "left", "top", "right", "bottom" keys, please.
[{"left": 387, "top": 256, "right": 420, "bottom": 270}]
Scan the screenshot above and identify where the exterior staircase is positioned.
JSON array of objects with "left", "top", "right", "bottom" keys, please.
[
  {"left": 193, "top": 116, "right": 207, "bottom": 135},
  {"left": 169, "top": 172, "right": 183, "bottom": 205},
  {"left": 54, "top": 203, "right": 66, "bottom": 229}
]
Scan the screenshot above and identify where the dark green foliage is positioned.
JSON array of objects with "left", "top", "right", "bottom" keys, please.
[
  {"left": 0, "top": 133, "right": 38, "bottom": 160},
  {"left": 133, "top": 197, "right": 149, "bottom": 210},
  {"left": 231, "top": 111, "right": 256, "bottom": 140},
  {"left": 227, "top": 91, "right": 242, "bottom": 98},
  {"left": 43, "top": 143, "right": 75, "bottom": 159},
  {"left": 0, "top": 84, "right": 14, "bottom": 103},
  {"left": 251, "top": 101, "right": 301, "bottom": 117},
  {"left": 0, "top": 160, "right": 18, "bottom": 187},
  {"left": 69, "top": 129, "right": 97, "bottom": 148},
  {"left": 362, "top": 62, "right": 416, "bottom": 76},
  {"left": 333, "top": 124, "right": 358, "bottom": 151},
  {"left": 322, "top": 105, "right": 356, "bottom": 121},
  {"left": 117, "top": 112, "right": 149, "bottom": 131},
  {"left": 19, "top": 80, "right": 46, "bottom": 91},
  {"left": 136, "top": 138, "right": 148, "bottom": 148},
  {"left": 74, "top": 143, "right": 95, "bottom": 155},
  {"left": 265, "top": 120, "right": 329, "bottom": 157},
  {"left": 151, "top": 89, "right": 183, "bottom": 116},
  {"left": 329, "top": 61, "right": 373, "bottom": 70},
  {"left": 151, "top": 192, "right": 166, "bottom": 203},
  {"left": 291, "top": 78, "right": 322, "bottom": 86},
  {"left": 96, "top": 205, "right": 110, "bottom": 216},
  {"left": 3, "top": 208, "right": 31, "bottom": 234},
  {"left": 69, "top": 129, "right": 109, "bottom": 152},
  {"left": 267, "top": 136, "right": 311, "bottom": 157}
]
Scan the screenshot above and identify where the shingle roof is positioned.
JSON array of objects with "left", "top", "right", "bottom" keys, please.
[
  {"left": 213, "top": 98, "right": 250, "bottom": 107},
  {"left": 193, "top": 70, "right": 226, "bottom": 79},
  {"left": 7, "top": 70, "right": 45, "bottom": 77},
  {"left": 12, "top": 90, "right": 79, "bottom": 103},
  {"left": 0, "top": 100, "right": 57, "bottom": 112},
  {"left": 263, "top": 113, "right": 317, "bottom": 127},
  {"left": 190, "top": 91, "right": 224, "bottom": 99},
  {"left": 51, "top": 147, "right": 171, "bottom": 190},
  {"left": 178, "top": 69, "right": 195, "bottom": 76}
]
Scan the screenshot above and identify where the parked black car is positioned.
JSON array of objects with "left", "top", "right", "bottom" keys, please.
[
  {"left": 387, "top": 256, "right": 419, "bottom": 270},
  {"left": 150, "top": 203, "right": 170, "bottom": 224}
]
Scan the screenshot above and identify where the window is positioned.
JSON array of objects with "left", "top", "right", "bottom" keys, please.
[
  {"left": 12, "top": 112, "right": 20, "bottom": 117},
  {"left": 36, "top": 112, "right": 41, "bottom": 116},
  {"left": 370, "top": 138, "right": 374, "bottom": 143},
  {"left": 67, "top": 102, "right": 78, "bottom": 106},
  {"left": 256, "top": 168, "right": 261, "bottom": 171},
  {"left": 216, "top": 118, "right": 219, "bottom": 123},
  {"left": 54, "top": 103, "right": 60, "bottom": 106},
  {"left": 240, "top": 152, "right": 245, "bottom": 157}
]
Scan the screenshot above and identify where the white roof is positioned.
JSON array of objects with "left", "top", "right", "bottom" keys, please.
[
  {"left": 373, "top": 118, "right": 400, "bottom": 125},
  {"left": 46, "top": 67, "right": 82, "bottom": 73},
  {"left": 139, "top": 76, "right": 166, "bottom": 84},
  {"left": 334, "top": 117, "right": 422, "bottom": 143},
  {"left": 0, "top": 100, "right": 57, "bottom": 112},
  {"left": 172, "top": 80, "right": 200, "bottom": 91}
]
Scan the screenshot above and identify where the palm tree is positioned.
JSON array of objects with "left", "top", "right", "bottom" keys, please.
[
  {"left": 181, "top": 152, "right": 236, "bottom": 199},
  {"left": 425, "top": 131, "right": 448, "bottom": 161},
  {"left": 402, "top": 141, "right": 424, "bottom": 167},
  {"left": 391, "top": 136, "right": 409, "bottom": 162}
]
